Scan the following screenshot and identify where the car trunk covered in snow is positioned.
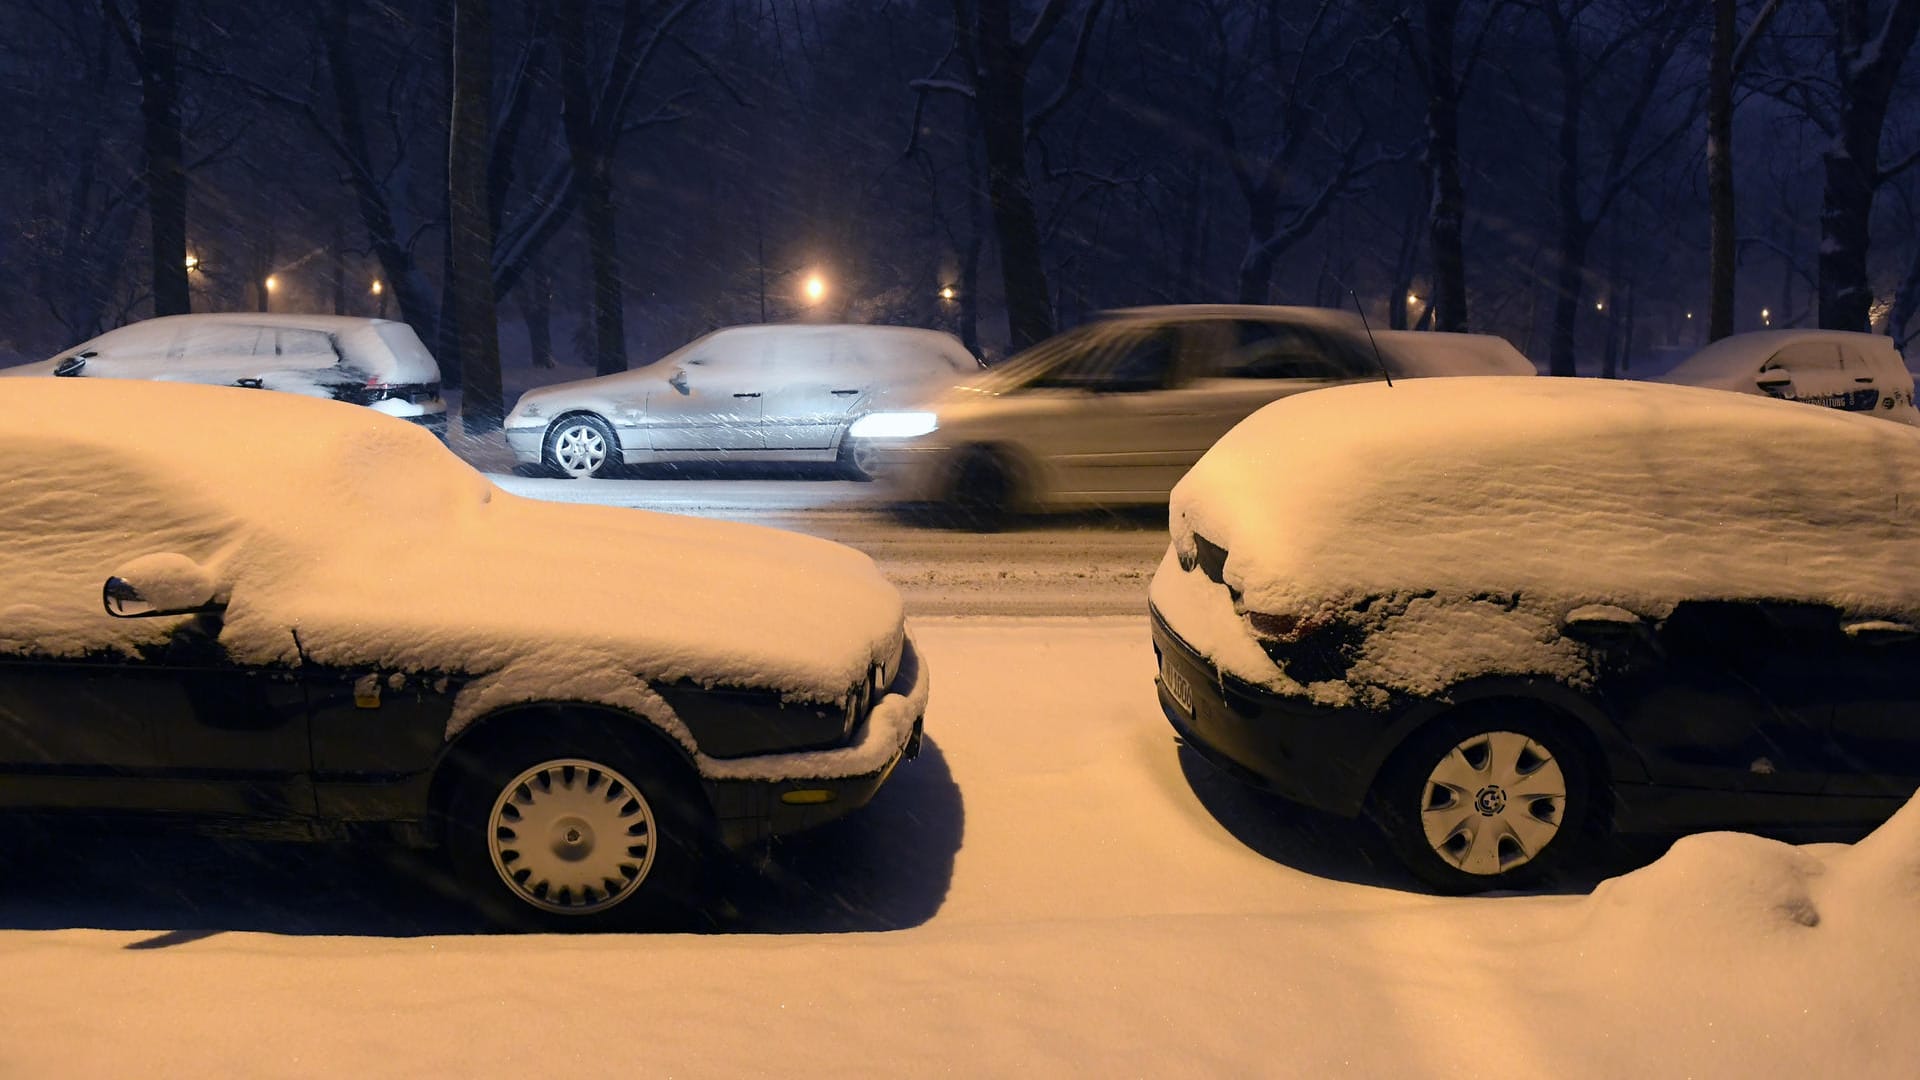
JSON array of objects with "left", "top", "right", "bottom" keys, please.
[{"left": 1153, "top": 376, "right": 1920, "bottom": 703}]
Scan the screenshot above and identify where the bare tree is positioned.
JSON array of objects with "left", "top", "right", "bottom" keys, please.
[
  {"left": 449, "top": 0, "right": 504, "bottom": 432},
  {"left": 1705, "top": 0, "right": 1784, "bottom": 342},
  {"left": 104, "top": 0, "right": 190, "bottom": 316},
  {"left": 913, "top": 0, "right": 1110, "bottom": 349}
]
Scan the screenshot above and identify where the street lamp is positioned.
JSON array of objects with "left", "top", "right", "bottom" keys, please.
[
  {"left": 265, "top": 274, "right": 279, "bottom": 293},
  {"left": 939, "top": 285, "right": 956, "bottom": 301},
  {"left": 184, "top": 254, "right": 199, "bottom": 271},
  {"left": 803, "top": 272, "right": 826, "bottom": 304},
  {"left": 1761, "top": 307, "right": 1771, "bottom": 327},
  {"left": 1595, "top": 300, "right": 1605, "bottom": 312}
]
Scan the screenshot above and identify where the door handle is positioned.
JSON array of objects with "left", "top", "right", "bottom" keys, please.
[
  {"left": 733, "top": 392, "right": 761, "bottom": 398},
  {"left": 1844, "top": 620, "right": 1919, "bottom": 644},
  {"left": 831, "top": 389, "right": 861, "bottom": 396}
]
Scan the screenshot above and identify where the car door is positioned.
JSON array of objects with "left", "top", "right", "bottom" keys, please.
[
  {"left": 1160, "top": 319, "right": 1369, "bottom": 464},
  {"left": 646, "top": 340, "right": 766, "bottom": 452},
  {"left": 0, "top": 452, "right": 314, "bottom": 816},
  {"left": 1609, "top": 601, "right": 1837, "bottom": 796},
  {"left": 1020, "top": 323, "right": 1194, "bottom": 498},
  {"left": 759, "top": 331, "right": 853, "bottom": 453},
  {"left": 1813, "top": 617, "right": 1920, "bottom": 800}
]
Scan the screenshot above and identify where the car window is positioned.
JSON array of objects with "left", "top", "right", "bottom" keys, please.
[
  {"left": 181, "top": 323, "right": 268, "bottom": 359},
  {"left": 1029, "top": 326, "right": 1179, "bottom": 391},
  {"left": 1763, "top": 341, "right": 1844, "bottom": 376},
  {"left": 269, "top": 328, "right": 340, "bottom": 363},
  {"left": 1218, "top": 321, "right": 1355, "bottom": 380}
]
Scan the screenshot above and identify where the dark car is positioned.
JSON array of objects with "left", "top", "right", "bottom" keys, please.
[
  {"left": 1149, "top": 376, "right": 1920, "bottom": 892},
  {"left": 0, "top": 379, "right": 928, "bottom": 929}
]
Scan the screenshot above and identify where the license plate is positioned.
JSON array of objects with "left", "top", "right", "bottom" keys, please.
[{"left": 1160, "top": 658, "right": 1195, "bottom": 714}]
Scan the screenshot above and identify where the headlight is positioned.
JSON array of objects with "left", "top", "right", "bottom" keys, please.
[
  {"left": 508, "top": 402, "right": 543, "bottom": 423},
  {"left": 848, "top": 411, "right": 938, "bottom": 438}
]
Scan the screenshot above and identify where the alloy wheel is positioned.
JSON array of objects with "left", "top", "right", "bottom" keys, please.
[{"left": 552, "top": 423, "right": 608, "bottom": 477}]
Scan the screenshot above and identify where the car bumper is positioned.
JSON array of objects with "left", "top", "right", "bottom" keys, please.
[
  {"left": 503, "top": 424, "right": 546, "bottom": 462},
  {"left": 703, "top": 633, "right": 931, "bottom": 846},
  {"left": 862, "top": 442, "right": 953, "bottom": 501},
  {"left": 1151, "top": 604, "right": 1391, "bottom": 818}
]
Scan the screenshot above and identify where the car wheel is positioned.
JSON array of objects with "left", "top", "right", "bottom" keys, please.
[
  {"left": 1368, "top": 708, "right": 1599, "bottom": 894},
  {"left": 447, "top": 730, "right": 712, "bottom": 931},
  {"left": 948, "top": 448, "right": 1014, "bottom": 531},
  {"left": 836, "top": 430, "right": 881, "bottom": 481},
  {"left": 544, "top": 414, "right": 618, "bottom": 479}
]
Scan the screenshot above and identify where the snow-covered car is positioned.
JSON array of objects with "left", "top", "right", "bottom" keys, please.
[
  {"left": 0, "top": 379, "right": 928, "bottom": 929},
  {"left": 855, "top": 305, "right": 1534, "bottom": 522},
  {"left": 503, "top": 323, "right": 983, "bottom": 479},
  {"left": 1, "top": 313, "right": 449, "bottom": 436},
  {"left": 1150, "top": 376, "right": 1920, "bottom": 893},
  {"left": 1657, "top": 328, "right": 1920, "bottom": 425}
]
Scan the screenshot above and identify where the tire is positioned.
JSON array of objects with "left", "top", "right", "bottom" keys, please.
[
  {"left": 1366, "top": 706, "right": 1600, "bottom": 894},
  {"left": 446, "top": 725, "right": 714, "bottom": 931},
  {"left": 544, "top": 414, "right": 618, "bottom": 479},
  {"left": 836, "top": 430, "right": 879, "bottom": 481},
  {"left": 947, "top": 449, "right": 1015, "bottom": 531}
]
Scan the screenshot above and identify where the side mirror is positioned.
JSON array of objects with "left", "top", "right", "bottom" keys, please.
[
  {"left": 53, "top": 355, "right": 88, "bottom": 377},
  {"left": 1562, "top": 604, "right": 1649, "bottom": 649},
  {"left": 102, "top": 553, "right": 221, "bottom": 619},
  {"left": 1756, "top": 369, "right": 1792, "bottom": 397},
  {"left": 667, "top": 369, "right": 690, "bottom": 395}
]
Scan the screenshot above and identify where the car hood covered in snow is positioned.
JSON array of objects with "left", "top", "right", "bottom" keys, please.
[
  {"left": 3, "top": 380, "right": 903, "bottom": 707},
  {"left": 1154, "top": 377, "right": 1920, "bottom": 698}
]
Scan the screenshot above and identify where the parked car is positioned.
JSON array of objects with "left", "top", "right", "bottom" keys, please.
[
  {"left": 0, "top": 379, "right": 928, "bottom": 929},
  {"left": 1, "top": 313, "right": 448, "bottom": 436},
  {"left": 504, "top": 323, "right": 983, "bottom": 478},
  {"left": 854, "top": 305, "right": 1534, "bottom": 521},
  {"left": 1657, "top": 329, "right": 1920, "bottom": 425},
  {"left": 1150, "top": 375, "right": 1920, "bottom": 892}
]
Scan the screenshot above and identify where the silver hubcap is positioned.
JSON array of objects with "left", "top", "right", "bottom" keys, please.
[
  {"left": 488, "top": 758, "right": 657, "bottom": 915},
  {"left": 1420, "top": 730, "right": 1567, "bottom": 876},
  {"left": 552, "top": 423, "right": 608, "bottom": 477},
  {"left": 851, "top": 441, "right": 882, "bottom": 476}
]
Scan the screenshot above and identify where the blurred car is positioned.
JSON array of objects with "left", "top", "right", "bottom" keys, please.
[
  {"left": 2, "top": 313, "right": 448, "bottom": 436},
  {"left": 0, "top": 379, "right": 927, "bottom": 930},
  {"left": 504, "top": 323, "right": 982, "bottom": 478},
  {"left": 1657, "top": 329, "right": 1919, "bottom": 425},
  {"left": 1151, "top": 376, "right": 1920, "bottom": 893},
  {"left": 853, "top": 305, "right": 1534, "bottom": 521}
]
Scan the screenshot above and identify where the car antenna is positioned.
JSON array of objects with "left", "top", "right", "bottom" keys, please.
[{"left": 1333, "top": 279, "right": 1392, "bottom": 387}]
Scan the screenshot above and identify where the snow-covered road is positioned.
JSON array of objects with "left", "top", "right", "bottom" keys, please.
[
  {"left": 486, "top": 471, "right": 1169, "bottom": 616},
  {"left": 2, "top": 618, "right": 1915, "bottom": 1076}
]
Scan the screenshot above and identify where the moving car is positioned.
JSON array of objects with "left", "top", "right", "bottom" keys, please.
[
  {"left": 0, "top": 380, "right": 928, "bottom": 929},
  {"left": 854, "top": 305, "right": 1534, "bottom": 521},
  {"left": 504, "top": 323, "right": 982, "bottom": 478},
  {"left": 2, "top": 313, "right": 448, "bottom": 436},
  {"left": 1657, "top": 329, "right": 1919, "bottom": 425},
  {"left": 1150, "top": 376, "right": 1920, "bottom": 892}
]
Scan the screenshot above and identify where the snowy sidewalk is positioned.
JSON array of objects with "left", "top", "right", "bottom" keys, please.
[{"left": 0, "top": 618, "right": 1914, "bottom": 1076}]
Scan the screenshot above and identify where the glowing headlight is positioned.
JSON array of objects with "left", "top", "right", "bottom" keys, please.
[{"left": 848, "top": 411, "right": 938, "bottom": 438}]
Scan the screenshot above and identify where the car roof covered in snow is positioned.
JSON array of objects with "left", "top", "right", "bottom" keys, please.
[
  {"left": 1099, "top": 304, "right": 1534, "bottom": 376},
  {"left": 1169, "top": 376, "right": 1920, "bottom": 625}
]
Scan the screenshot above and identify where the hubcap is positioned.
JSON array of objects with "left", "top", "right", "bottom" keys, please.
[
  {"left": 487, "top": 758, "right": 656, "bottom": 915},
  {"left": 1419, "top": 730, "right": 1566, "bottom": 876},
  {"left": 851, "top": 441, "right": 883, "bottom": 478},
  {"left": 553, "top": 423, "right": 608, "bottom": 477}
]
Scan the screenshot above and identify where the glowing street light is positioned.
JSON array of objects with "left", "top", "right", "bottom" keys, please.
[
  {"left": 803, "top": 272, "right": 826, "bottom": 304},
  {"left": 1761, "top": 307, "right": 1771, "bottom": 326},
  {"left": 264, "top": 274, "right": 279, "bottom": 292},
  {"left": 1685, "top": 311, "right": 1693, "bottom": 320},
  {"left": 184, "top": 254, "right": 199, "bottom": 271},
  {"left": 1407, "top": 292, "right": 1419, "bottom": 306},
  {"left": 370, "top": 279, "right": 383, "bottom": 296},
  {"left": 1595, "top": 300, "right": 1605, "bottom": 312},
  {"left": 939, "top": 285, "right": 956, "bottom": 301}
]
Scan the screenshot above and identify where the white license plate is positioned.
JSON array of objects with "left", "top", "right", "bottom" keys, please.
[{"left": 1160, "top": 658, "right": 1195, "bottom": 714}]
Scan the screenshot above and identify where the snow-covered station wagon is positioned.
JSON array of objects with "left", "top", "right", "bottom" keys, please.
[
  {"left": 1152, "top": 377, "right": 1920, "bottom": 892},
  {"left": 0, "top": 380, "right": 928, "bottom": 929}
]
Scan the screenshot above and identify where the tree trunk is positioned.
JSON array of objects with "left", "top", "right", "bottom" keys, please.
[
  {"left": 975, "top": 0, "right": 1053, "bottom": 349},
  {"left": 1707, "top": 0, "right": 1736, "bottom": 341},
  {"left": 1235, "top": 197, "right": 1278, "bottom": 304},
  {"left": 1548, "top": 225, "right": 1589, "bottom": 377},
  {"left": 522, "top": 258, "right": 554, "bottom": 368},
  {"left": 136, "top": 0, "right": 189, "bottom": 317},
  {"left": 1424, "top": 0, "right": 1469, "bottom": 332},
  {"left": 1818, "top": 0, "right": 1920, "bottom": 330},
  {"left": 449, "top": 0, "right": 505, "bottom": 433},
  {"left": 580, "top": 160, "right": 628, "bottom": 376}
]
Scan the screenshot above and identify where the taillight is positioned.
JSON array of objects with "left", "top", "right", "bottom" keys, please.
[{"left": 1246, "top": 610, "right": 1331, "bottom": 643}]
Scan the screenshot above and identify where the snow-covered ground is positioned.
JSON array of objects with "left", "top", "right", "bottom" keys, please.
[{"left": 1, "top": 617, "right": 1914, "bottom": 1076}]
